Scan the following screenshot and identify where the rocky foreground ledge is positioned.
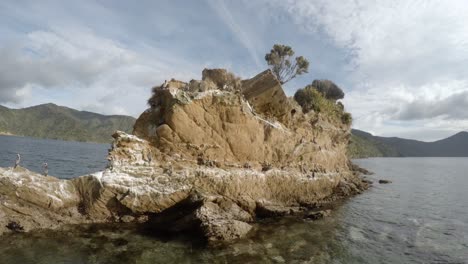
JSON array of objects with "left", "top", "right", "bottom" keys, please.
[
  {"left": 0, "top": 161, "right": 367, "bottom": 243},
  {"left": 0, "top": 69, "right": 370, "bottom": 244}
]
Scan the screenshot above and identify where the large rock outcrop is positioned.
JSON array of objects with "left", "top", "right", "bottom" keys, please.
[
  {"left": 134, "top": 69, "right": 350, "bottom": 172},
  {"left": 0, "top": 68, "right": 369, "bottom": 243}
]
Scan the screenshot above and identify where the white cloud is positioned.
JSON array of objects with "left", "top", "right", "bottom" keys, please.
[
  {"left": 267, "top": 0, "right": 468, "bottom": 139},
  {"left": 0, "top": 25, "right": 201, "bottom": 116},
  {"left": 2, "top": 1, "right": 468, "bottom": 140},
  {"left": 396, "top": 90, "right": 468, "bottom": 121},
  {"left": 0, "top": 27, "right": 136, "bottom": 102},
  {"left": 206, "top": 0, "right": 263, "bottom": 68}
]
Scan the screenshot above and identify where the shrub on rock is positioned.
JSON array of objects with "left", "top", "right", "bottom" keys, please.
[
  {"left": 294, "top": 86, "right": 329, "bottom": 114},
  {"left": 311, "top": 79, "right": 344, "bottom": 101},
  {"left": 341, "top": 112, "right": 352, "bottom": 125},
  {"left": 294, "top": 84, "right": 353, "bottom": 125},
  {"left": 202, "top": 68, "right": 241, "bottom": 91}
]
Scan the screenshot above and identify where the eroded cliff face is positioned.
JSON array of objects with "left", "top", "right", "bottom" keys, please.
[
  {"left": 134, "top": 69, "right": 350, "bottom": 172},
  {"left": 0, "top": 69, "right": 368, "bottom": 243}
]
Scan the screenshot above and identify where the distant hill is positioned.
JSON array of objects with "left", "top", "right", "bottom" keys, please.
[
  {"left": 0, "top": 103, "right": 136, "bottom": 143},
  {"left": 349, "top": 129, "right": 468, "bottom": 158},
  {"left": 347, "top": 129, "right": 400, "bottom": 158}
]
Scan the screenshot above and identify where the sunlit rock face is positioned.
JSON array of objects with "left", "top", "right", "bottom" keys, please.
[
  {"left": 0, "top": 167, "right": 84, "bottom": 235},
  {"left": 0, "top": 69, "right": 368, "bottom": 243},
  {"left": 134, "top": 69, "right": 351, "bottom": 172}
]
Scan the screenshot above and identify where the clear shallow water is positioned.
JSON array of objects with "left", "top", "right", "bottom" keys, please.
[
  {"left": 1, "top": 135, "right": 467, "bottom": 263},
  {"left": 0, "top": 135, "right": 109, "bottom": 178}
]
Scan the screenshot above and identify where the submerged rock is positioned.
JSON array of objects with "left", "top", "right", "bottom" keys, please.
[
  {"left": 255, "top": 201, "right": 303, "bottom": 218},
  {"left": 195, "top": 201, "right": 253, "bottom": 243},
  {"left": 379, "top": 179, "right": 392, "bottom": 184},
  {"left": 349, "top": 162, "right": 374, "bottom": 175},
  {"left": 0, "top": 68, "right": 370, "bottom": 242},
  {"left": 304, "top": 209, "right": 332, "bottom": 220}
]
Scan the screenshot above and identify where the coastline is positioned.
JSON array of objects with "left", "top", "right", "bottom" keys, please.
[
  {"left": 0, "top": 162, "right": 370, "bottom": 243},
  {"left": 0, "top": 68, "right": 371, "bottom": 244},
  {"left": 0, "top": 131, "right": 15, "bottom": 136}
]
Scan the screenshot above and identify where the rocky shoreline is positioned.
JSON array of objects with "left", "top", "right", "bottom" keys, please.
[
  {"left": 0, "top": 68, "right": 370, "bottom": 244},
  {"left": 0, "top": 163, "right": 369, "bottom": 244}
]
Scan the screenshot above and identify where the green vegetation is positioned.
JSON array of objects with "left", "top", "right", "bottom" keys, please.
[
  {"left": 347, "top": 129, "right": 402, "bottom": 158},
  {"left": 0, "top": 103, "right": 135, "bottom": 143},
  {"left": 341, "top": 112, "right": 352, "bottom": 125},
  {"left": 349, "top": 129, "right": 468, "bottom": 158},
  {"left": 311, "top": 79, "right": 344, "bottom": 101},
  {"left": 265, "top": 44, "right": 309, "bottom": 84},
  {"left": 294, "top": 86, "right": 319, "bottom": 113},
  {"left": 348, "top": 133, "right": 387, "bottom": 158},
  {"left": 293, "top": 84, "right": 351, "bottom": 125}
]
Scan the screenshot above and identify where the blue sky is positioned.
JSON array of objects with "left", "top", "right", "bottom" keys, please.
[{"left": 1, "top": 0, "right": 468, "bottom": 141}]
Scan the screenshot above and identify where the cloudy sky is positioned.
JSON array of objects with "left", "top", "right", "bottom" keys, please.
[{"left": 1, "top": 0, "right": 467, "bottom": 141}]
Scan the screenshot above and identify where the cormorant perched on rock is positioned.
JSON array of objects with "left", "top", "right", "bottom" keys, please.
[
  {"left": 107, "top": 156, "right": 114, "bottom": 171},
  {"left": 162, "top": 80, "right": 169, "bottom": 89},
  {"left": 14, "top": 154, "right": 21, "bottom": 169},
  {"left": 43, "top": 162, "right": 48, "bottom": 176}
]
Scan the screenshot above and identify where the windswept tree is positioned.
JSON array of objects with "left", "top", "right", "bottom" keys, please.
[{"left": 265, "top": 44, "right": 309, "bottom": 84}]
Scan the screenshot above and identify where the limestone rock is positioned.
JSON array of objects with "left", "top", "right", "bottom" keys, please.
[
  {"left": 72, "top": 169, "right": 192, "bottom": 220},
  {"left": 0, "top": 167, "right": 84, "bottom": 235},
  {"left": 202, "top": 219, "right": 252, "bottom": 244},
  {"left": 241, "top": 69, "right": 292, "bottom": 121},
  {"left": 256, "top": 201, "right": 302, "bottom": 217},
  {"left": 195, "top": 201, "right": 253, "bottom": 243},
  {"left": 304, "top": 209, "right": 331, "bottom": 220},
  {"left": 146, "top": 194, "right": 254, "bottom": 243},
  {"left": 0, "top": 68, "right": 370, "bottom": 243},
  {"left": 133, "top": 68, "right": 351, "bottom": 173}
]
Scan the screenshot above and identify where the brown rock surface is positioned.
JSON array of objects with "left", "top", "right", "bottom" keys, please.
[
  {"left": 133, "top": 68, "right": 350, "bottom": 173},
  {"left": 241, "top": 69, "right": 292, "bottom": 121},
  {"left": 0, "top": 167, "right": 84, "bottom": 235},
  {"left": 0, "top": 68, "right": 369, "bottom": 242},
  {"left": 304, "top": 209, "right": 332, "bottom": 220}
]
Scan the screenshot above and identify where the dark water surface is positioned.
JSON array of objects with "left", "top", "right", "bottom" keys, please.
[
  {"left": 0, "top": 135, "right": 467, "bottom": 263},
  {"left": 0, "top": 135, "right": 109, "bottom": 178}
]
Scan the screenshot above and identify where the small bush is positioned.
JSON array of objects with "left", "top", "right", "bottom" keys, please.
[
  {"left": 311, "top": 80, "right": 344, "bottom": 101},
  {"left": 336, "top": 101, "right": 344, "bottom": 110},
  {"left": 294, "top": 85, "right": 352, "bottom": 125},
  {"left": 147, "top": 85, "right": 163, "bottom": 107},
  {"left": 294, "top": 86, "right": 335, "bottom": 114},
  {"left": 341, "top": 112, "right": 352, "bottom": 125},
  {"left": 202, "top": 68, "right": 242, "bottom": 91},
  {"left": 294, "top": 86, "right": 317, "bottom": 113}
]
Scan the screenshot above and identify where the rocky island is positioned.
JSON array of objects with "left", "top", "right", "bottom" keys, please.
[{"left": 0, "top": 69, "right": 369, "bottom": 244}]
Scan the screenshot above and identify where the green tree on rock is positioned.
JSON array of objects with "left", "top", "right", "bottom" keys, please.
[{"left": 265, "top": 44, "right": 309, "bottom": 84}]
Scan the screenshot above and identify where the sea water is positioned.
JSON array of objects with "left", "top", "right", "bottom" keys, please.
[
  {"left": 0, "top": 135, "right": 108, "bottom": 178},
  {"left": 0, "top": 135, "right": 467, "bottom": 263}
]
